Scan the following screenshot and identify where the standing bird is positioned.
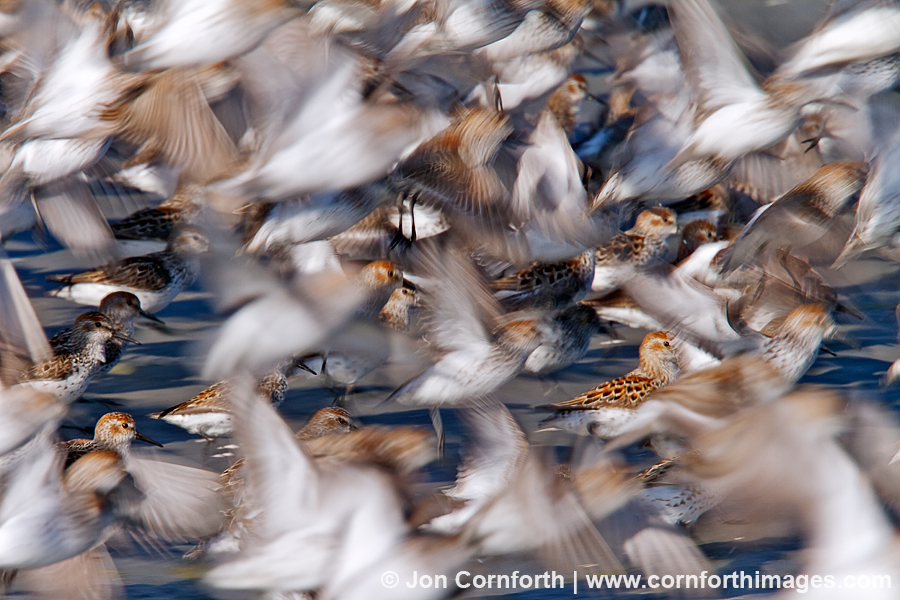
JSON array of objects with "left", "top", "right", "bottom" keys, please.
[
  {"left": 18, "top": 314, "right": 136, "bottom": 403},
  {"left": 492, "top": 250, "right": 596, "bottom": 310},
  {"left": 111, "top": 186, "right": 204, "bottom": 242},
  {"left": 537, "top": 331, "right": 680, "bottom": 436},
  {"left": 49, "top": 291, "right": 161, "bottom": 376},
  {"left": 295, "top": 407, "right": 356, "bottom": 441},
  {"left": 313, "top": 284, "right": 421, "bottom": 399},
  {"left": 151, "top": 359, "right": 313, "bottom": 441},
  {"left": 48, "top": 225, "right": 209, "bottom": 313},
  {"left": 592, "top": 207, "right": 678, "bottom": 293},
  {"left": 62, "top": 412, "right": 162, "bottom": 467}
]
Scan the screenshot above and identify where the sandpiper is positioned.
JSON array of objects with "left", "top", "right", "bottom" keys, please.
[
  {"left": 758, "top": 303, "right": 836, "bottom": 384},
  {"left": 19, "top": 314, "right": 137, "bottom": 403},
  {"left": 352, "top": 260, "right": 404, "bottom": 318},
  {"left": 388, "top": 249, "right": 553, "bottom": 407},
  {"left": 314, "top": 284, "right": 421, "bottom": 397},
  {"left": 391, "top": 316, "right": 548, "bottom": 406},
  {"left": 110, "top": 186, "right": 203, "bottom": 241},
  {"left": 676, "top": 219, "right": 718, "bottom": 262},
  {"left": 48, "top": 225, "right": 209, "bottom": 313},
  {"left": 492, "top": 250, "right": 595, "bottom": 310},
  {"left": 48, "top": 291, "right": 160, "bottom": 376},
  {"left": 591, "top": 207, "right": 678, "bottom": 293},
  {"left": 295, "top": 406, "right": 356, "bottom": 441},
  {"left": 545, "top": 73, "right": 591, "bottom": 135},
  {"left": 62, "top": 412, "right": 162, "bottom": 467},
  {"left": 150, "top": 359, "right": 312, "bottom": 441},
  {"left": 537, "top": 331, "right": 680, "bottom": 436}
]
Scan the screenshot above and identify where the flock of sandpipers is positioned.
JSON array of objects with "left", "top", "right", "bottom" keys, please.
[{"left": 1, "top": 0, "right": 900, "bottom": 598}]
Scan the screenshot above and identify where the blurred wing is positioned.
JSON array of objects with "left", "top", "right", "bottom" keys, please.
[
  {"left": 778, "top": 2, "right": 900, "bottom": 78},
  {"left": 204, "top": 377, "right": 333, "bottom": 591},
  {"left": 622, "top": 264, "right": 741, "bottom": 345},
  {"left": 839, "top": 398, "right": 900, "bottom": 512},
  {"left": 0, "top": 387, "right": 65, "bottom": 455},
  {"left": 670, "top": 0, "right": 761, "bottom": 114},
  {"left": 0, "top": 249, "right": 51, "bottom": 376},
  {"left": 13, "top": 543, "right": 123, "bottom": 600},
  {"left": 122, "top": 454, "right": 226, "bottom": 542},
  {"left": 224, "top": 376, "right": 321, "bottom": 540},
  {"left": 470, "top": 448, "right": 623, "bottom": 573},
  {"left": 33, "top": 177, "right": 119, "bottom": 264},
  {"left": 201, "top": 247, "right": 367, "bottom": 378},
  {"left": 410, "top": 239, "right": 501, "bottom": 353},
  {"left": 728, "top": 135, "right": 824, "bottom": 204},
  {"left": 103, "top": 69, "right": 240, "bottom": 184},
  {"left": 450, "top": 402, "right": 528, "bottom": 500},
  {"left": 837, "top": 131, "right": 900, "bottom": 264}
]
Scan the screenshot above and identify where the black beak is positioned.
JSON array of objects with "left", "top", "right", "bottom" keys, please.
[
  {"left": 297, "top": 362, "right": 317, "bottom": 375},
  {"left": 135, "top": 431, "right": 163, "bottom": 447},
  {"left": 139, "top": 308, "right": 165, "bottom": 324},
  {"left": 114, "top": 331, "right": 140, "bottom": 344},
  {"left": 292, "top": 355, "right": 319, "bottom": 376}
]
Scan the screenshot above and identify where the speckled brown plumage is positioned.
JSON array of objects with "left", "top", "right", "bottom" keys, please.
[
  {"left": 492, "top": 250, "right": 594, "bottom": 309},
  {"left": 111, "top": 187, "right": 203, "bottom": 241},
  {"left": 540, "top": 331, "right": 679, "bottom": 412}
]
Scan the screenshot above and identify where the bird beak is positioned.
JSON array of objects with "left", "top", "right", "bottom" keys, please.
[
  {"left": 296, "top": 362, "right": 317, "bottom": 375},
  {"left": 135, "top": 431, "right": 163, "bottom": 447},
  {"left": 818, "top": 344, "right": 837, "bottom": 357},
  {"left": 114, "top": 332, "right": 141, "bottom": 344},
  {"left": 292, "top": 355, "right": 319, "bottom": 376},
  {"left": 139, "top": 308, "right": 165, "bottom": 324}
]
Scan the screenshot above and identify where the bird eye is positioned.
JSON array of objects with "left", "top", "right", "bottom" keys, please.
[
  {"left": 122, "top": 423, "right": 130, "bottom": 428},
  {"left": 663, "top": 341, "right": 670, "bottom": 347}
]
